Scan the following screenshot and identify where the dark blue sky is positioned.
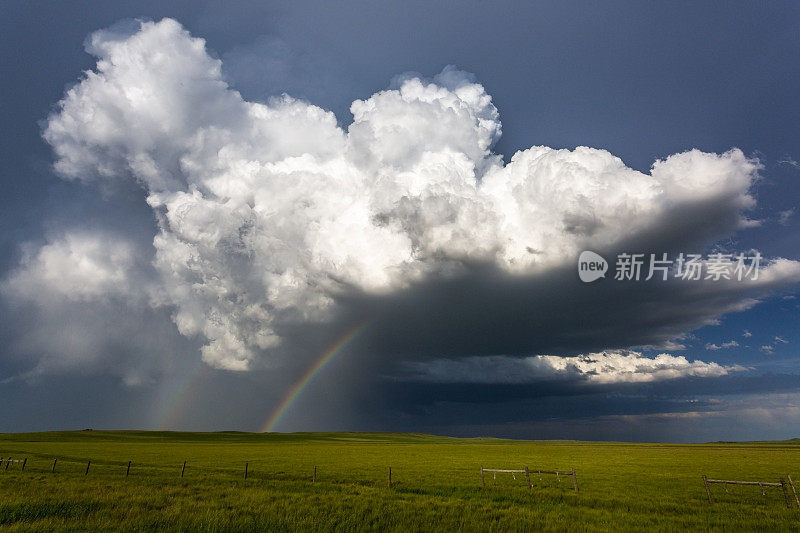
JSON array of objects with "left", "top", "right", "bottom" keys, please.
[{"left": 0, "top": 2, "right": 798, "bottom": 441}]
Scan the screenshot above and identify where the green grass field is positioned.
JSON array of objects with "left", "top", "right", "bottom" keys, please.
[{"left": 0, "top": 431, "right": 798, "bottom": 531}]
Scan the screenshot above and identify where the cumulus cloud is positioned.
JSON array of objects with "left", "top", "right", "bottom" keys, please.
[
  {"left": 1, "top": 231, "right": 193, "bottom": 384},
  {"left": 705, "top": 340, "right": 739, "bottom": 350},
  {"left": 3, "top": 232, "right": 146, "bottom": 305},
  {"left": 21, "top": 18, "right": 799, "bottom": 373},
  {"left": 743, "top": 329, "right": 753, "bottom": 338},
  {"left": 401, "top": 350, "right": 745, "bottom": 384},
  {"left": 754, "top": 337, "right": 789, "bottom": 358}
]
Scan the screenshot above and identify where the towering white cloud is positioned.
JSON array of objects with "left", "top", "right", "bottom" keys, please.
[{"left": 30, "top": 18, "right": 799, "bottom": 372}]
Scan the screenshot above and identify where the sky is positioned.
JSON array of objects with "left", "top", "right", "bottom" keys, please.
[{"left": 1, "top": 1, "right": 799, "bottom": 442}]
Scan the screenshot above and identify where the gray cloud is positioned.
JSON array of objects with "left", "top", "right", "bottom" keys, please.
[{"left": 420, "top": 391, "right": 800, "bottom": 442}]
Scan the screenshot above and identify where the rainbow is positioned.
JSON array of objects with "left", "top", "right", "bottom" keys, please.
[
  {"left": 154, "top": 362, "right": 213, "bottom": 430},
  {"left": 261, "top": 321, "right": 370, "bottom": 432}
]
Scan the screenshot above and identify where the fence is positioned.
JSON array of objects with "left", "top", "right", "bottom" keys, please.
[
  {"left": 480, "top": 466, "right": 578, "bottom": 492},
  {"left": 0, "top": 457, "right": 390, "bottom": 486},
  {"left": 1, "top": 458, "right": 26, "bottom": 471},
  {"left": 6, "top": 456, "right": 574, "bottom": 494},
  {"left": 702, "top": 474, "right": 800, "bottom": 509},
  {"left": 10, "top": 451, "right": 800, "bottom": 511}
]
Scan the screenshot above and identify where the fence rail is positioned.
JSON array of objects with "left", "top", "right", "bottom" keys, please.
[
  {"left": 702, "top": 474, "right": 799, "bottom": 508},
  {"left": 480, "top": 466, "right": 578, "bottom": 492}
]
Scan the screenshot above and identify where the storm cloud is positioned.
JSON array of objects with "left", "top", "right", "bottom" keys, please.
[{"left": 2, "top": 17, "right": 799, "bottom": 391}]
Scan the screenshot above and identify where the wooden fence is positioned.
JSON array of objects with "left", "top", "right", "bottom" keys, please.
[
  {"left": 11, "top": 452, "right": 800, "bottom": 511},
  {"left": 702, "top": 474, "right": 800, "bottom": 508},
  {"left": 2, "top": 458, "right": 26, "bottom": 471},
  {"left": 480, "top": 466, "right": 578, "bottom": 492},
  {"left": 0, "top": 458, "right": 382, "bottom": 486}
]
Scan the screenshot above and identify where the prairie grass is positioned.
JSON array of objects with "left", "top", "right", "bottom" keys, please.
[{"left": 0, "top": 431, "right": 797, "bottom": 531}]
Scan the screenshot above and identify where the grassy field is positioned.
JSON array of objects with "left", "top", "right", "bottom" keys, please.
[{"left": 0, "top": 431, "right": 798, "bottom": 531}]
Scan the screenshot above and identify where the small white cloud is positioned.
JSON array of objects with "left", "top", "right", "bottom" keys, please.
[
  {"left": 742, "top": 330, "right": 753, "bottom": 338},
  {"left": 705, "top": 340, "right": 739, "bottom": 350},
  {"left": 778, "top": 209, "right": 795, "bottom": 225},
  {"left": 779, "top": 156, "right": 800, "bottom": 169},
  {"left": 760, "top": 345, "right": 775, "bottom": 354},
  {"left": 775, "top": 336, "right": 789, "bottom": 344}
]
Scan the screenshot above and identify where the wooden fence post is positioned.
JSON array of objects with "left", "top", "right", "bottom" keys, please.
[
  {"left": 21, "top": 458, "right": 26, "bottom": 471},
  {"left": 702, "top": 475, "right": 713, "bottom": 503},
  {"left": 51, "top": 459, "right": 57, "bottom": 473},
  {"left": 781, "top": 479, "right": 792, "bottom": 508},
  {"left": 787, "top": 474, "right": 800, "bottom": 509},
  {"left": 524, "top": 467, "right": 532, "bottom": 490},
  {"left": 181, "top": 461, "right": 186, "bottom": 478},
  {"left": 388, "top": 467, "right": 392, "bottom": 488},
  {"left": 126, "top": 461, "right": 131, "bottom": 477},
  {"left": 85, "top": 461, "right": 91, "bottom": 475},
  {"left": 572, "top": 468, "right": 579, "bottom": 492},
  {"left": 313, "top": 466, "right": 317, "bottom": 483},
  {"left": 5, "top": 457, "right": 10, "bottom": 470},
  {"left": 244, "top": 462, "right": 248, "bottom": 479},
  {"left": 480, "top": 466, "right": 485, "bottom": 488}
]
